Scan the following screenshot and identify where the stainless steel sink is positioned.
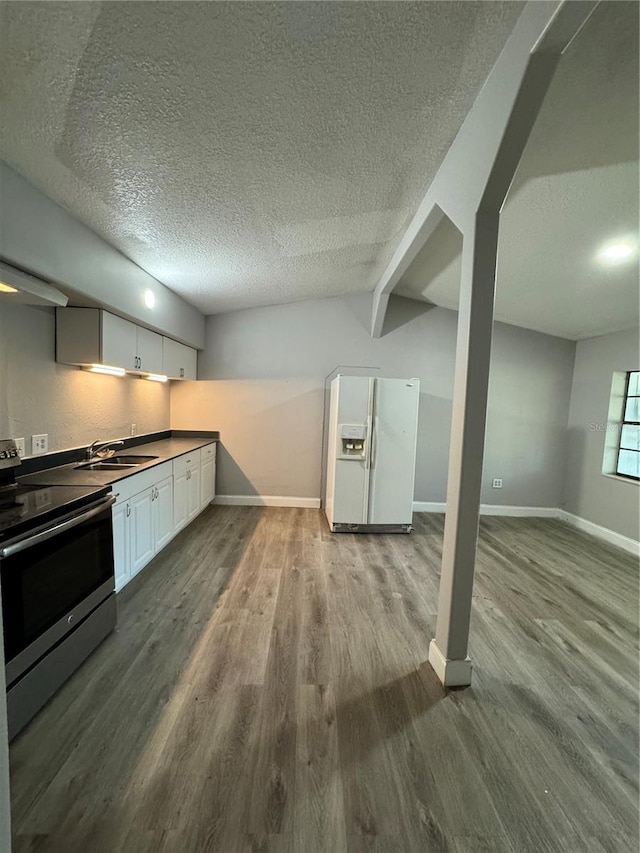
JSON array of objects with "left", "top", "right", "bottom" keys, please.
[
  {"left": 109, "top": 455, "right": 158, "bottom": 465},
  {"left": 78, "top": 462, "right": 138, "bottom": 471},
  {"left": 75, "top": 454, "right": 158, "bottom": 471}
]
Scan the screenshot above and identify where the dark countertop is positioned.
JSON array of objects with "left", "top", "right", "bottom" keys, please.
[{"left": 19, "top": 435, "right": 218, "bottom": 488}]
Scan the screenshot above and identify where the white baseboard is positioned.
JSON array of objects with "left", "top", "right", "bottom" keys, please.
[
  {"left": 413, "top": 501, "right": 447, "bottom": 513},
  {"left": 214, "top": 494, "right": 321, "bottom": 509},
  {"left": 412, "top": 501, "right": 557, "bottom": 518},
  {"left": 412, "top": 501, "right": 639, "bottom": 556},
  {"left": 557, "top": 510, "right": 640, "bottom": 557}
]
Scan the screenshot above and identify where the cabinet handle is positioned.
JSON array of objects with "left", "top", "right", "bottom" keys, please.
[
  {"left": 126, "top": 504, "right": 131, "bottom": 517},
  {"left": 180, "top": 367, "right": 184, "bottom": 378}
]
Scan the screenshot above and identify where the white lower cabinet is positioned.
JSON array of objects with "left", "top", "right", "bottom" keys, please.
[
  {"left": 112, "top": 494, "right": 130, "bottom": 593},
  {"left": 201, "top": 443, "right": 216, "bottom": 508},
  {"left": 130, "top": 487, "right": 155, "bottom": 579},
  {"left": 113, "top": 446, "right": 217, "bottom": 593},
  {"left": 187, "top": 464, "right": 201, "bottom": 523},
  {"left": 173, "top": 449, "right": 202, "bottom": 533},
  {"left": 154, "top": 476, "right": 174, "bottom": 550},
  {"left": 112, "top": 461, "right": 173, "bottom": 592}
]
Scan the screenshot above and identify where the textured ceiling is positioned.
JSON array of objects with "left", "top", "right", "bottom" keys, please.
[
  {"left": 0, "top": 1, "right": 523, "bottom": 314},
  {"left": 396, "top": 1, "right": 640, "bottom": 340}
]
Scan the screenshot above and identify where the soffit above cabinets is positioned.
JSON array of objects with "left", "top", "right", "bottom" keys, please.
[{"left": 0, "top": 260, "right": 68, "bottom": 308}]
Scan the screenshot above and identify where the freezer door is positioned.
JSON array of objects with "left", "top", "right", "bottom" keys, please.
[
  {"left": 326, "top": 375, "right": 372, "bottom": 526},
  {"left": 367, "top": 378, "right": 420, "bottom": 526}
]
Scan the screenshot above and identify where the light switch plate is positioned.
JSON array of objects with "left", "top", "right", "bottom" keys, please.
[{"left": 32, "top": 434, "right": 49, "bottom": 455}]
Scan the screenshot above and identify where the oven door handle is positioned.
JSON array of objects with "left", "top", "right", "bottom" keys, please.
[{"left": 0, "top": 495, "right": 116, "bottom": 559}]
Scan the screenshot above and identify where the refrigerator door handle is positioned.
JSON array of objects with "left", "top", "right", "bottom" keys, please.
[
  {"left": 369, "top": 377, "right": 378, "bottom": 469},
  {"left": 364, "top": 414, "right": 373, "bottom": 470},
  {"left": 370, "top": 414, "right": 377, "bottom": 469}
]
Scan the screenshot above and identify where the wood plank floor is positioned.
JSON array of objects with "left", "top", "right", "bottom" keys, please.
[{"left": 9, "top": 508, "right": 639, "bottom": 853}]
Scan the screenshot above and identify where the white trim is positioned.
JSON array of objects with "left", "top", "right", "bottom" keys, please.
[
  {"left": 412, "top": 502, "right": 639, "bottom": 556},
  {"left": 478, "top": 505, "right": 559, "bottom": 518},
  {"left": 214, "top": 495, "right": 321, "bottom": 509},
  {"left": 412, "top": 501, "right": 447, "bottom": 513},
  {"left": 557, "top": 510, "right": 640, "bottom": 558},
  {"left": 412, "top": 502, "right": 558, "bottom": 518},
  {"left": 428, "top": 639, "right": 473, "bottom": 688},
  {"left": 602, "top": 473, "right": 639, "bottom": 487}
]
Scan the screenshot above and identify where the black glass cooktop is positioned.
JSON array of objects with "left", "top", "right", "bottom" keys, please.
[{"left": 0, "top": 483, "right": 110, "bottom": 543}]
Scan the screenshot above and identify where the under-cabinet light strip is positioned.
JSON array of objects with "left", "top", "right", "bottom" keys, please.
[{"left": 85, "top": 364, "right": 126, "bottom": 377}]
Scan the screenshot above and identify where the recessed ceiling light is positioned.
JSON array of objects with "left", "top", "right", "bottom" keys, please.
[
  {"left": 0, "top": 281, "right": 19, "bottom": 293},
  {"left": 598, "top": 242, "right": 635, "bottom": 263},
  {"left": 144, "top": 289, "right": 155, "bottom": 308}
]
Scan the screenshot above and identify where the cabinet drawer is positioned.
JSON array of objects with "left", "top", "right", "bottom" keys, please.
[
  {"left": 113, "top": 461, "right": 173, "bottom": 499},
  {"left": 173, "top": 449, "right": 201, "bottom": 478},
  {"left": 201, "top": 443, "right": 216, "bottom": 460}
]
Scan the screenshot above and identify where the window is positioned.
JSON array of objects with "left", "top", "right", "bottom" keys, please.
[{"left": 616, "top": 370, "right": 639, "bottom": 480}]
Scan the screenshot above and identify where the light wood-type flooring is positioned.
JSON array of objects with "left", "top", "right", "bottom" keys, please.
[{"left": 10, "top": 508, "right": 639, "bottom": 852}]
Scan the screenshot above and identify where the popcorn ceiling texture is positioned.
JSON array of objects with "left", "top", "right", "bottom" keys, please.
[{"left": 0, "top": 1, "right": 522, "bottom": 314}]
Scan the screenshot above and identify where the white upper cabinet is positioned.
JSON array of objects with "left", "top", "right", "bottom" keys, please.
[
  {"left": 57, "top": 308, "right": 177, "bottom": 376},
  {"left": 162, "top": 336, "right": 197, "bottom": 380},
  {"left": 136, "top": 326, "right": 164, "bottom": 374},
  {"left": 101, "top": 311, "right": 138, "bottom": 370}
]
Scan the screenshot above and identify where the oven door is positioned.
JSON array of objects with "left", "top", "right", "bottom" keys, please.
[{"left": 1, "top": 494, "right": 116, "bottom": 687}]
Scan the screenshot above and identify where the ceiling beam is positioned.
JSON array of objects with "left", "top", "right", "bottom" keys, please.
[{"left": 370, "top": 0, "right": 598, "bottom": 338}]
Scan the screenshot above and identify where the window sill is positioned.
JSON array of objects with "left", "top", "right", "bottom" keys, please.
[{"left": 602, "top": 472, "right": 639, "bottom": 486}]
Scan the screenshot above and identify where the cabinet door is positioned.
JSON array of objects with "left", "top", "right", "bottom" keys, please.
[
  {"left": 181, "top": 345, "right": 197, "bottom": 380},
  {"left": 173, "top": 470, "right": 188, "bottom": 533},
  {"left": 137, "top": 327, "right": 164, "bottom": 375},
  {"left": 201, "top": 456, "right": 215, "bottom": 509},
  {"left": 187, "top": 466, "right": 201, "bottom": 521},
  {"left": 102, "top": 311, "right": 138, "bottom": 370},
  {"left": 154, "top": 476, "right": 174, "bottom": 551},
  {"left": 112, "top": 500, "right": 130, "bottom": 593},
  {"left": 163, "top": 337, "right": 198, "bottom": 380},
  {"left": 129, "top": 488, "right": 155, "bottom": 578}
]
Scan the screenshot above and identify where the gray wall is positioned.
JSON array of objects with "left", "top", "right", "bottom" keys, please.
[
  {"left": 0, "top": 162, "right": 205, "bottom": 348},
  {"left": 171, "top": 294, "right": 576, "bottom": 506},
  {"left": 0, "top": 302, "right": 170, "bottom": 453},
  {"left": 563, "top": 327, "right": 640, "bottom": 540}
]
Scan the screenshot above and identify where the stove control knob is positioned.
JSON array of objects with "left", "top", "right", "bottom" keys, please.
[{"left": 68, "top": 614, "right": 75, "bottom": 626}]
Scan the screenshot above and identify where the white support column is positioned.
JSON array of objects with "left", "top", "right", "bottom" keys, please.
[{"left": 428, "top": 212, "right": 499, "bottom": 686}]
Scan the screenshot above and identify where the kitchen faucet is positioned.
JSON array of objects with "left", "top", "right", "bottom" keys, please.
[{"left": 85, "top": 439, "right": 125, "bottom": 460}]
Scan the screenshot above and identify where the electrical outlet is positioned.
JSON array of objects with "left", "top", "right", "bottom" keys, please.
[
  {"left": 492, "top": 478, "right": 503, "bottom": 489},
  {"left": 14, "top": 437, "right": 25, "bottom": 458},
  {"left": 32, "top": 434, "right": 49, "bottom": 455},
  {"left": 131, "top": 423, "right": 137, "bottom": 436}
]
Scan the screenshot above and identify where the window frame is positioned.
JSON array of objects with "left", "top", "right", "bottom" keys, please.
[{"left": 615, "top": 370, "right": 640, "bottom": 482}]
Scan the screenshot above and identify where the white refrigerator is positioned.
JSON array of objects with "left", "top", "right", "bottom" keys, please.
[{"left": 324, "top": 375, "right": 420, "bottom": 533}]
